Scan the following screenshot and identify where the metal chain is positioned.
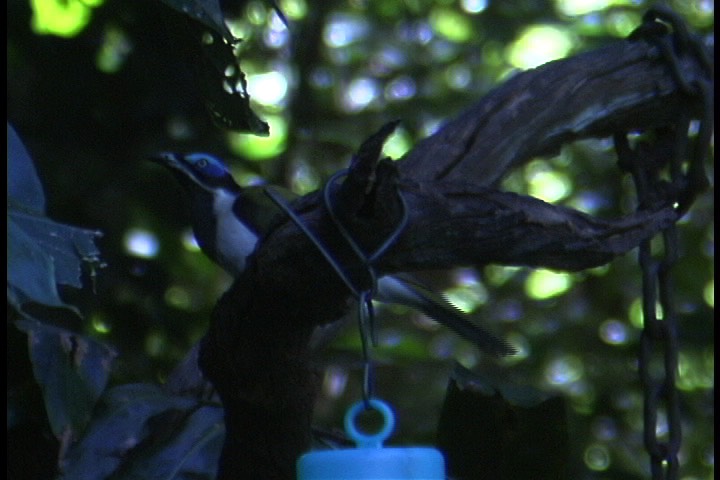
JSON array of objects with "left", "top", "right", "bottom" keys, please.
[
  {"left": 638, "top": 221, "right": 681, "bottom": 480},
  {"left": 615, "top": 129, "right": 684, "bottom": 480},
  {"left": 618, "top": 9, "right": 713, "bottom": 478},
  {"left": 628, "top": 7, "right": 713, "bottom": 214}
]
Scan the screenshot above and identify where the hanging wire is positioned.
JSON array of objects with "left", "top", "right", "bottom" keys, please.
[
  {"left": 322, "top": 168, "right": 409, "bottom": 406},
  {"left": 358, "top": 290, "right": 375, "bottom": 405},
  {"left": 323, "top": 168, "right": 409, "bottom": 348},
  {"left": 323, "top": 169, "right": 410, "bottom": 266},
  {"left": 263, "top": 187, "right": 362, "bottom": 298},
  {"left": 264, "top": 166, "right": 409, "bottom": 405}
]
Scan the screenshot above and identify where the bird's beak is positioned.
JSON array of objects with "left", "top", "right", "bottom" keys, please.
[
  {"left": 149, "top": 152, "right": 178, "bottom": 167},
  {"left": 150, "top": 152, "right": 188, "bottom": 175}
]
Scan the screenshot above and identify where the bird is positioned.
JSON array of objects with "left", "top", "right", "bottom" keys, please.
[{"left": 151, "top": 151, "right": 515, "bottom": 357}]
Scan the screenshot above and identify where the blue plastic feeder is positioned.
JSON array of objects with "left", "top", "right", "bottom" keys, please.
[{"left": 297, "top": 398, "right": 445, "bottom": 479}]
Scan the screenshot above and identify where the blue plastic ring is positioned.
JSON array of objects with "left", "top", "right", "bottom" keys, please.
[{"left": 344, "top": 398, "right": 395, "bottom": 448}]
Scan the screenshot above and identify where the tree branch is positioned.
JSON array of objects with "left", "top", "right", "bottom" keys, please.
[
  {"left": 199, "top": 24, "right": 713, "bottom": 480},
  {"left": 399, "top": 35, "right": 712, "bottom": 185}
]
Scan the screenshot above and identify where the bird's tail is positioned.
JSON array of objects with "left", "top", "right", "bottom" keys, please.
[{"left": 375, "top": 275, "right": 516, "bottom": 358}]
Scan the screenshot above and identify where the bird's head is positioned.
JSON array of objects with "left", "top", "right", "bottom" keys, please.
[
  {"left": 151, "top": 151, "right": 272, "bottom": 275},
  {"left": 151, "top": 152, "right": 241, "bottom": 195}
]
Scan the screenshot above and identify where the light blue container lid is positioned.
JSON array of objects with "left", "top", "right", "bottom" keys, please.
[{"left": 297, "top": 399, "right": 445, "bottom": 479}]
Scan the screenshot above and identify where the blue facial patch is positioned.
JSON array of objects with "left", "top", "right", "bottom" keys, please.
[{"left": 186, "top": 153, "right": 228, "bottom": 180}]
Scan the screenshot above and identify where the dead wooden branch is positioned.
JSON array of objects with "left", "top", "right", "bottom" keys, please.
[{"left": 200, "top": 30, "right": 713, "bottom": 480}]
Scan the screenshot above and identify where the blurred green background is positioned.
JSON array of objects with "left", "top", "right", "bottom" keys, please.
[{"left": 7, "top": 0, "right": 713, "bottom": 478}]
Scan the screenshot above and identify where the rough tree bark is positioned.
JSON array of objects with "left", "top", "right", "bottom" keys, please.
[{"left": 198, "top": 29, "right": 712, "bottom": 479}]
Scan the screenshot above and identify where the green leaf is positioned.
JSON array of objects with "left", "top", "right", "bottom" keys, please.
[
  {"left": 158, "top": 0, "right": 235, "bottom": 43},
  {"left": 8, "top": 210, "right": 103, "bottom": 312},
  {"left": 158, "top": 3, "right": 270, "bottom": 134},
  {"left": 10, "top": 211, "right": 102, "bottom": 290},
  {"left": 197, "top": 29, "right": 270, "bottom": 134},
  {"left": 7, "top": 216, "right": 67, "bottom": 309},
  {"left": 59, "top": 384, "right": 224, "bottom": 480},
  {"left": 112, "top": 405, "right": 224, "bottom": 480},
  {"left": 7, "top": 122, "right": 103, "bottom": 312},
  {"left": 7, "top": 123, "right": 46, "bottom": 213},
  {"left": 16, "top": 319, "right": 117, "bottom": 440}
]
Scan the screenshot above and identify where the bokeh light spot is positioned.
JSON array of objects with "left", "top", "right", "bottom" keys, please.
[
  {"left": 30, "top": 0, "right": 103, "bottom": 37},
  {"left": 444, "top": 273, "right": 488, "bottom": 313},
  {"left": 124, "top": 228, "right": 159, "bottom": 259},
  {"left": 568, "top": 191, "right": 608, "bottom": 214},
  {"left": 246, "top": 1, "right": 267, "bottom": 26},
  {"left": 591, "top": 416, "right": 618, "bottom": 440},
  {"left": 228, "top": 115, "right": 287, "bottom": 160},
  {"left": 545, "top": 354, "right": 584, "bottom": 386},
  {"left": 385, "top": 76, "right": 417, "bottom": 101},
  {"left": 527, "top": 169, "right": 571, "bottom": 203},
  {"left": 95, "top": 24, "right": 132, "bottom": 73},
  {"left": 164, "top": 285, "right": 192, "bottom": 310},
  {"left": 445, "top": 63, "right": 472, "bottom": 90},
  {"left": 278, "top": 0, "right": 307, "bottom": 20},
  {"left": 628, "top": 298, "right": 665, "bottom": 328},
  {"left": 382, "top": 128, "right": 413, "bottom": 159},
  {"left": 182, "top": 229, "right": 201, "bottom": 252},
  {"left": 605, "top": 10, "right": 642, "bottom": 37},
  {"left": 703, "top": 279, "right": 713, "bottom": 307},
  {"left": 555, "top": 0, "right": 632, "bottom": 17},
  {"left": 485, "top": 265, "right": 522, "bottom": 287},
  {"left": 145, "top": 330, "right": 167, "bottom": 357},
  {"left": 599, "top": 318, "right": 629, "bottom": 345},
  {"left": 628, "top": 298, "right": 643, "bottom": 328},
  {"left": 461, "top": 0, "right": 488, "bottom": 14},
  {"left": 507, "top": 25, "right": 574, "bottom": 69},
  {"left": 584, "top": 443, "right": 611, "bottom": 471},
  {"left": 430, "top": 8, "right": 472, "bottom": 43},
  {"left": 91, "top": 314, "right": 111, "bottom": 334},
  {"left": 247, "top": 71, "right": 289, "bottom": 107},
  {"left": 264, "top": 21, "right": 289, "bottom": 48},
  {"left": 290, "top": 162, "right": 320, "bottom": 195},
  {"left": 322, "top": 367, "right": 348, "bottom": 398},
  {"left": 323, "top": 13, "right": 368, "bottom": 48},
  {"left": 525, "top": 269, "right": 572, "bottom": 299},
  {"left": 341, "top": 77, "right": 380, "bottom": 112},
  {"left": 677, "top": 351, "right": 714, "bottom": 391}
]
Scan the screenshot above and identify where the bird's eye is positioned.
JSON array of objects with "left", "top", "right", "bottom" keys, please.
[{"left": 196, "top": 158, "right": 208, "bottom": 168}]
